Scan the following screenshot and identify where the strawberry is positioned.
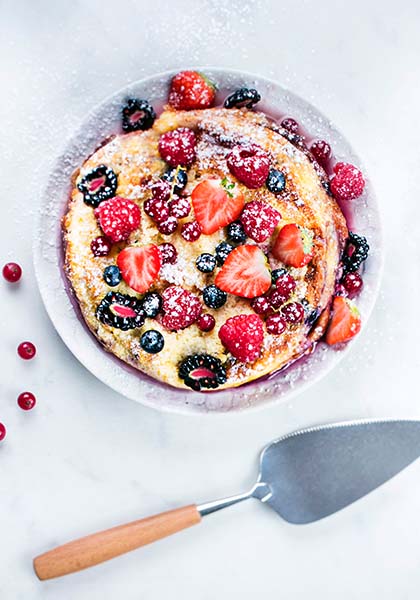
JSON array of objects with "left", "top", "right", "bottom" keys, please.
[
  {"left": 215, "top": 245, "right": 272, "bottom": 299},
  {"left": 219, "top": 314, "right": 264, "bottom": 363},
  {"left": 272, "top": 223, "right": 314, "bottom": 268},
  {"left": 325, "top": 296, "right": 361, "bottom": 345},
  {"left": 117, "top": 244, "right": 161, "bottom": 294},
  {"left": 191, "top": 178, "right": 245, "bottom": 235},
  {"left": 168, "top": 71, "right": 216, "bottom": 111},
  {"left": 94, "top": 196, "right": 141, "bottom": 243}
]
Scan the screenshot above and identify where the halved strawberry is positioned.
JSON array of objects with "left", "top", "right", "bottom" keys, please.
[
  {"left": 325, "top": 296, "right": 361, "bottom": 345},
  {"left": 215, "top": 245, "right": 272, "bottom": 298},
  {"left": 191, "top": 178, "right": 244, "bottom": 235},
  {"left": 117, "top": 244, "right": 161, "bottom": 294},
  {"left": 272, "top": 223, "right": 314, "bottom": 268}
]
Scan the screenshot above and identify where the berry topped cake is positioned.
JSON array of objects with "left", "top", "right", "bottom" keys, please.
[{"left": 63, "top": 70, "right": 369, "bottom": 392}]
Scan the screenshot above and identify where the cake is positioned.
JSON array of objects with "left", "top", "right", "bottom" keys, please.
[{"left": 63, "top": 70, "right": 369, "bottom": 392}]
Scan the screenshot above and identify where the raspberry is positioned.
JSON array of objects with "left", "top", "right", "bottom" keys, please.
[
  {"left": 94, "top": 197, "right": 141, "bottom": 243},
  {"left": 219, "top": 314, "right": 264, "bottom": 363},
  {"left": 342, "top": 272, "right": 363, "bottom": 297},
  {"left": 161, "top": 285, "right": 202, "bottom": 331},
  {"left": 158, "top": 128, "right": 196, "bottom": 167},
  {"left": 266, "top": 314, "right": 287, "bottom": 335},
  {"left": 310, "top": 140, "right": 331, "bottom": 167},
  {"left": 197, "top": 313, "right": 216, "bottom": 332},
  {"left": 227, "top": 143, "right": 270, "bottom": 189},
  {"left": 330, "top": 162, "right": 365, "bottom": 201},
  {"left": 239, "top": 200, "right": 281, "bottom": 242},
  {"left": 251, "top": 296, "right": 272, "bottom": 316},
  {"left": 150, "top": 180, "right": 171, "bottom": 202},
  {"left": 181, "top": 221, "right": 201, "bottom": 242},
  {"left": 157, "top": 216, "right": 178, "bottom": 235},
  {"left": 144, "top": 196, "right": 170, "bottom": 223},
  {"left": 281, "top": 302, "right": 305, "bottom": 324},
  {"left": 159, "top": 243, "right": 178, "bottom": 264},
  {"left": 168, "top": 196, "right": 191, "bottom": 218}
]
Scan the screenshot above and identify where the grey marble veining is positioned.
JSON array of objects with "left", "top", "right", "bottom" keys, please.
[{"left": 1, "top": 0, "right": 420, "bottom": 598}]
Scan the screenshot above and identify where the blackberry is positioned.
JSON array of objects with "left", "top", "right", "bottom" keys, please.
[
  {"left": 224, "top": 88, "right": 261, "bottom": 109},
  {"left": 227, "top": 221, "right": 246, "bottom": 244},
  {"left": 141, "top": 292, "right": 162, "bottom": 318},
  {"left": 271, "top": 268, "right": 288, "bottom": 283},
  {"left": 77, "top": 165, "right": 118, "bottom": 208},
  {"left": 196, "top": 253, "right": 216, "bottom": 273},
  {"left": 342, "top": 232, "right": 369, "bottom": 273},
  {"left": 140, "top": 330, "right": 165, "bottom": 354},
  {"left": 96, "top": 292, "right": 145, "bottom": 331},
  {"left": 178, "top": 353, "right": 227, "bottom": 391},
  {"left": 203, "top": 285, "right": 227, "bottom": 309},
  {"left": 103, "top": 265, "right": 122, "bottom": 287},
  {"left": 122, "top": 98, "right": 156, "bottom": 132},
  {"left": 215, "top": 241, "right": 234, "bottom": 265},
  {"left": 266, "top": 169, "right": 286, "bottom": 194},
  {"left": 161, "top": 166, "right": 188, "bottom": 194}
]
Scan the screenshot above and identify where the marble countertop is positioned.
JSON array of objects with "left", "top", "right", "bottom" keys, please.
[{"left": 1, "top": 0, "right": 420, "bottom": 598}]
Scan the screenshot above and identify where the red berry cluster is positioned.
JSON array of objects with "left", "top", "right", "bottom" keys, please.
[
  {"left": 2, "top": 264, "right": 38, "bottom": 441},
  {"left": 144, "top": 177, "right": 196, "bottom": 238},
  {"left": 251, "top": 273, "right": 304, "bottom": 335}
]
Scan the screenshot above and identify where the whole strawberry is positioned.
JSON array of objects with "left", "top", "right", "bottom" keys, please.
[
  {"left": 169, "top": 71, "right": 216, "bottom": 111},
  {"left": 219, "top": 314, "right": 264, "bottom": 363}
]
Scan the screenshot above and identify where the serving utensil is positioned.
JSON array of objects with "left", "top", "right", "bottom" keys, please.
[{"left": 33, "top": 419, "right": 420, "bottom": 580}]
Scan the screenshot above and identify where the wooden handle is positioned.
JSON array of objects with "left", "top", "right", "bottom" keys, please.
[{"left": 33, "top": 504, "right": 201, "bottom": 580}]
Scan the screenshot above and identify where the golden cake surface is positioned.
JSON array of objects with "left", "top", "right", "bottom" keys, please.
[{"left": 63, "top": 106, "right": 348, "bottom": 391}]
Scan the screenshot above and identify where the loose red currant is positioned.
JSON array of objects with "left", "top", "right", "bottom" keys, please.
[
  {"left": 17, "top": 392, "right": 36, "bottom": 411},
  {"left": 2, "top": 262, "right": 22, "bottom": 282},
  {"left": 17, "top": 341, "right": 36, "bottom": 360}
]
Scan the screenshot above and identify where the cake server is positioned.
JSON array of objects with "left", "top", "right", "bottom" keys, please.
[{"left": 33, "top": 418, "right": 420, "bottom": 580}]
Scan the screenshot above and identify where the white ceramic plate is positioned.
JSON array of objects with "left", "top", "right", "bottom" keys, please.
[{"left": 33, "top": 68, "right": 383, "bottom": 415}]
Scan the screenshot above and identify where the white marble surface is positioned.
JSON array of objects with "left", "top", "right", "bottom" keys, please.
[{"left": 1, "top": 0, "right": 420, "bottom": 597}]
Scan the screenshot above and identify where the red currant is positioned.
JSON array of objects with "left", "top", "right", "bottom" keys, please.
[
  {"left": 342, "top": 272, "right": 363, "bottom": 298},
  {"left": 197, "top": 313, "right": 216, "bottom": 332},
  {"left": 281, "top": 117, "right": 299, "bottom": 134},
  {"left": 266, "top": 314, "right": 287, "bottom": 335},
  {"left": 91, "top": 236, "right": 112, "bottom": 257},
  {"left": 17, "top": 341, "right": 36, "bottom": 360},
  {"left": 17, "top": 392, "right": 36, "bottom": 411},
  {"left": 2, "top": 262, "right": 22, "bottom": 282},
  {"left": 310, "top": 140, "right": 331, "bottom": 167},
  {"left": 0, "top": 423, "right": 6, "bottom": 441}
]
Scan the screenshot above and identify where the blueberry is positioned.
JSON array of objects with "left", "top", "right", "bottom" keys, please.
[
  {"left": 224, "top": 88, "right": 261, "bottom": 109},
  {"left": 161, "top": 166, "right": 188, "bottom": 194},
  {"left": 215, "top": 241, "right": 234, "bottom": 266},
  {"left": 227, "top": 221, "right": 246, "bottom": 244},
  {"left": 271, "top": 268, "right": 288, "bottom": 283},
  {"left": 203, "top": 285, "right": 227, "bottom": 309},
  {"left": 196, "top": 253, "right": 216, "bottom": 273},
  {"left": 140, "top": 330, "right": 165, "bottom": 354},
  {"left": 266, "top": 169, "right": 286, "bottom": 194},
  {"left": 122, "top": 98, "right": 156, "bottom": 132},
  {"left": 103, "top": 265, "right": 121, "bottom": 287},
  {"left": 141, "top": 292, "right": 162, "bottom": 318}
]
